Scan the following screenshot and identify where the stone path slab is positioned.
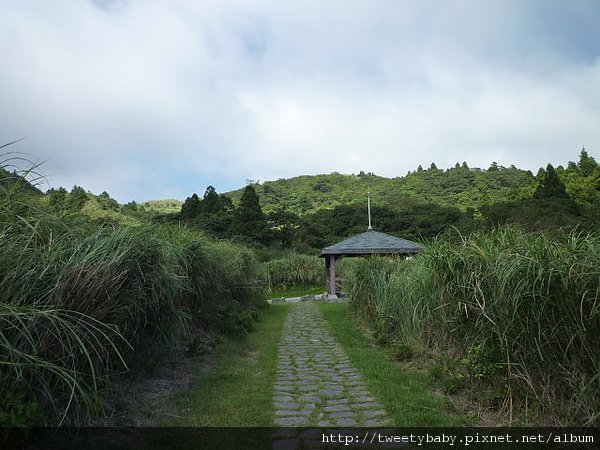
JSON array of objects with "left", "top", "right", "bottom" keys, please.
[{"left": 273, "top": 302, "right": 391, "bottom": 428}]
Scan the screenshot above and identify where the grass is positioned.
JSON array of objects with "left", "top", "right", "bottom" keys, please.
[
  {"left": 318, "top": 302, "right": 464, "bottom": 426},
  {"left": 267, "top": 285, "right": 323, "bottom": 300},
  {"left": 345, "top": 226, "right": 600, "bottom": 425},
  {"left": 166, "top": 303, "right": 290, "bottom": 427},
  {"left": 0, "top": 155, "right": 267, "bottom": 425},
  {"left": 262, "top": 253, "right": 322, "bottom": 291}
]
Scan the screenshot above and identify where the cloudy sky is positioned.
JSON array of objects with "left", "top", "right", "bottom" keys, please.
[{"left": 1, "top": 0, "right": 600, "bottom": 202}]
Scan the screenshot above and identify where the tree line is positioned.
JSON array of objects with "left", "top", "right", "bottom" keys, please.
[
  {"left": 28, "top": 148, "right": 600, "bottom": 253},
  {"left": 167, "top": 149, "right": 599, "bottom": 252}
]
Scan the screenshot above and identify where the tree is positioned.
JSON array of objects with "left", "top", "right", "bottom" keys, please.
[
  {"left": 220, "top": 195, "right": 234, "bottom": 212},
  {"left": 231, "top": 185, "right": 268, "bottom": 244},
  {"left": 267, "top": 208, "right": 300, "bottom": 248},
  {"left": 48, "top": 187, "right": 67, "bottom": 208},
  {"left": 98, "top": 191, "right": 119, "bottom": 210},
  {"left": 180, "top": 193, "right": 201, "bottom": 221},
  {"left": 201, "top": 185, "right": 221, "bottom": 213},
  {"left": 67, "top": 185, "right": 87, "bottom": 210},
  {"left": 488, "top": 161, "right": 500, "bottom": 171},
  {"left": 194, "top": 187, "right": 234, "bottom": 238},
  {"left": 533, "top": 164, "right": 571, "bottom": 200},
  {"left": 578, "top": 147, "right": 598, "bottom": 176},
  {"left": 417, "top": 165, "right": 423, "bottom": 172},
  {"left": 462, "top": 161, "right": 469, "bottom": 169},
  {"left": 429, "top": 162, "right": 438, "bottom": 171},
  {"left": 122, "top": 201, "right": 138, "bottom": 212}
]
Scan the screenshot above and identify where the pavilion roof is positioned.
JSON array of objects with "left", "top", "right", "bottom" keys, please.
[{"left": 320, "top": 229, "right": 423, "bottom": 256}]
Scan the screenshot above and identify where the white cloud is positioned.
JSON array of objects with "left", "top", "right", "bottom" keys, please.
[{"left": 1, "top": 0, "right": 599, "bottom": 202}]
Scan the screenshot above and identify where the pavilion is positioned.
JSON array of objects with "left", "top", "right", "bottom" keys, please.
[
  {"left": 319, "top": 229, "right": 423, "bottom": 295},
  {"left": 319, "top": 194, "right": 424, "bottom": 295}
]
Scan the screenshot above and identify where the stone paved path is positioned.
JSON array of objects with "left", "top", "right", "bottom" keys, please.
[{"left": 273, "top": 302, "right": 391, "bottom": 428}]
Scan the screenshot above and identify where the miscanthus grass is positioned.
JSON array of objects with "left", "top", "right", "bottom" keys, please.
[
  {"left": 0, "top": 155, "right": 265, "bottom": 425},
  {"left": 262, "top": 253, "right": 322, "bottom": 291},
  {"left": 347, "top": 226, "right": 600, "bottom": 425}
]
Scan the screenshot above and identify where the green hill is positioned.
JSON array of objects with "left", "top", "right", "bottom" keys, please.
[
  {"left": 0, "top": 165, "right": 44, "bottom": 197},
  {"left": 225, "top": 165, "right": 537, "bottom": 216}
]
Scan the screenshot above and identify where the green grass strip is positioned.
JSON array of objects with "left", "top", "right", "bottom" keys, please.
[
  {"left": 266, "top": 285, "right": 323, "bottom": 300},
  {"left": 318, "top": 302, "right": 464, "bottom": 426},
  {"left": 165, "top": 303, "right": 290, "bottom": 427}
]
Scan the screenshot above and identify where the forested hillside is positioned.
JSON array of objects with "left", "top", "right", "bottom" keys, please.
[
  {"left": 27, "top": 148, "right": 600, "bottom": 253},
  {"left": 225, "top": 164, "right": 536, "bottom": 215},
  {"left": 219, "top": 149, "right": 599, "bottom": 249}
]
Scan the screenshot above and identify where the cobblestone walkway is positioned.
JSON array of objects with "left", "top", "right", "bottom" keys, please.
[{"left": 273, "top": 302, "right": 391, "bottom": 428}]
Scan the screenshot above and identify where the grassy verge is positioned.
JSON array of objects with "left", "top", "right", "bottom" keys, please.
[
  {"left": 266, "top": 285, "right": 323, "bottom": 299},
  {"left": 318, "top": 302, "right": 465, "bottom": 426},
  {"left": 165, "top": 303, "right": 290, "bottom": 427}
]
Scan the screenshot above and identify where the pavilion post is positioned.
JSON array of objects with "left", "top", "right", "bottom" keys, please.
[{"left": 325, "top": 255, "right": 337, "bottom": 295}]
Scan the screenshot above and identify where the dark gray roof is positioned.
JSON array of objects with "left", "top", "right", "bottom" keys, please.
[{"left": 320, "top": 229, "right": 423, "bottom": 256}]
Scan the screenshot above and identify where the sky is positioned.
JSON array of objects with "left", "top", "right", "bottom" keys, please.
[{"left": 1, "top": 0, "right": 600, "bottom": 203}]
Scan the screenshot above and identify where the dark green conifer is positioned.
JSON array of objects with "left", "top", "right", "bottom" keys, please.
[
  {"left": 48, "top": 187, "right": 67, "bottom": 208},
  {"left": 202, "top": 185, "right": 222, "bottom": 213},
  {"left": 181, "top": 193, "right": 201, "bottom": 221},
  {"left": 232, "top": 185, "right": 268, "bottom": 243},
  {"left": 533, "top": 164, "right": 570, "bottom": 199},
  {"left": 578, "top": 147, "right": 598, "bottom": 176},
  {"left": 67, "top": 185, "right": 87, "bottom": 210}
]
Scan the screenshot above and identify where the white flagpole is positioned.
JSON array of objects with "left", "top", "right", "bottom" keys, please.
[{"left": 368, "top": 191, "right": 372, "bottom": 230}]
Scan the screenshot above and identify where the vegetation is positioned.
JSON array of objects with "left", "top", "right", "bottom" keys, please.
[
  {"left": 266, "top": 285, "right": 323, "bottom": 300},
  {"left": 0, "top": 156, "right": 266, "bottom": 425},
  {"left": 3, "top": 142, "right": 600, "bottom": 427},
  {"left": 151, "top": 147, "right": 599, "bottom": 253},
  {"left": 231, "top": 185, "right": 268, "bottom": 244},
  {"left": 345, "top": 227, "right": 600, "bottom": 425},
  {"left": 141, "top": 199, "right": 183, "bottom": 214},
  {"left": 262, "top": 253, "right": 322, "bottom": 292},
  {"left": 319, "top": 303, "right": 463, "bottom": 426},
  {"left": 224, "top": 166, "right": 536, "bottom": 216},
  {"left": 167, "top": 304, "right": 290, "bottom": 427}
]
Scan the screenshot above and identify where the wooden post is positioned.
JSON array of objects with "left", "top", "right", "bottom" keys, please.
[
  {"left": 327, "top": 255, "right": 337, "bottom": 295},
  {"left": 325, "top": 256, "right": 331, "bottom": 294}
]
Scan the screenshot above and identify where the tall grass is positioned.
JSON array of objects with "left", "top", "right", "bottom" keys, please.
[
  {"left": 163, "top": 227, "right": 264, "bottom": 335},
  {"left": 346, "top": 226, "right": 600, "bottom": 425},
  {"left": 262, "top": 253, "right": 322, "bottom": 291},
  {"left": 0, "top": 304, "right": 127, "bottom": 425},
  {"left": 0, "top": 156, "right": 265, "bottom": 425}
]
